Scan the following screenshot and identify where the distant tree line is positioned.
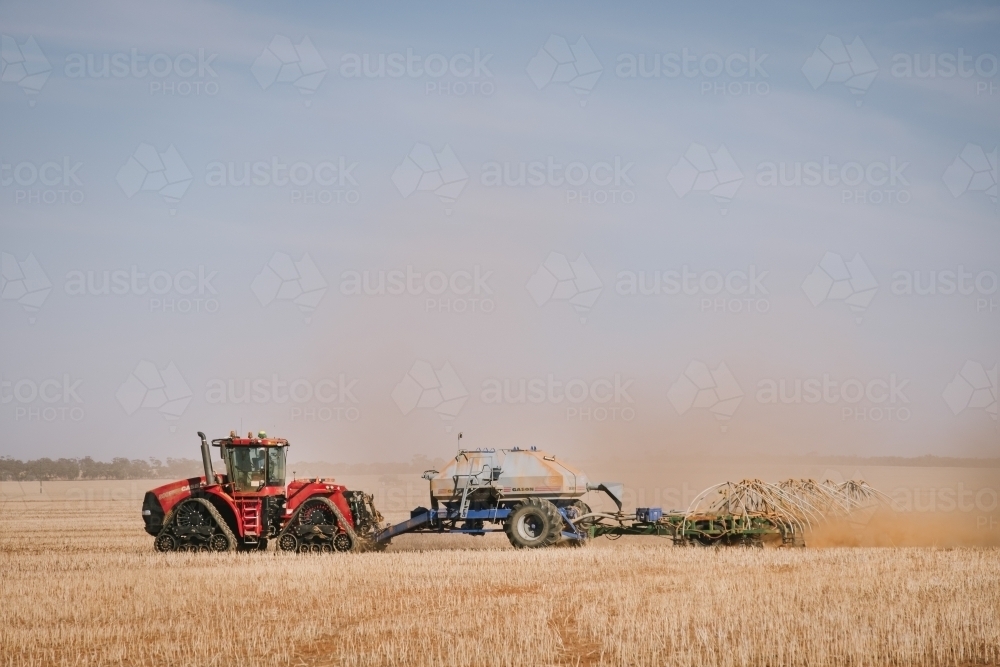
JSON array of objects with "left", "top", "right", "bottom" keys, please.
[
  {"left": 0, "top": 454, "right": 450, "bottom": 481},
  {"left": 0, "top": 457, "right": 204, "bottom": 481}
]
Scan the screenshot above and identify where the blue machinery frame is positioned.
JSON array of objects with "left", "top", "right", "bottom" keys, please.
[{"left": 373, "top": 506, "right": 587, "bottom": 543}]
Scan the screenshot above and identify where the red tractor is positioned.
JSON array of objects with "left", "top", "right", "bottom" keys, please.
[{"left": 142, "top": 431, "right": 383, "bottom": 553}]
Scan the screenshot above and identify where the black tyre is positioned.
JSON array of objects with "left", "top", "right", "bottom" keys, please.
[{"left": 504, "top": 498, "right": 563, "bottom": 549}]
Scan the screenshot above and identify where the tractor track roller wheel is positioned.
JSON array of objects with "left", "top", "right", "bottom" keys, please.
[
  {"left": 504, "top": 498, "right": 563, "bottom": 549},
  {"left": 154, "top": 533, "right": 176, "bottom": 552},
  {"left": 278, "top": 534, "right": 298, "bottom": 552},
  {"left": 209, "top": 533, "right": 232, "bottom": 552},
  {"left": 333, "top": 533, "right": 353, "bottom": 552}
]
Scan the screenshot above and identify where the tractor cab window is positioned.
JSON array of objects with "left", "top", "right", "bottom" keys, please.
[
  {"left": 226, "top": 446, "right": 267, "bottom": 492},
  {"left": 267, "top": 447, "right": 286, "bottom": 486}
]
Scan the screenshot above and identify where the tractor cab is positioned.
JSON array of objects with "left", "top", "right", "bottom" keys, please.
[{"left": 212, "top": 431, "right": 288, "bottom": 494}]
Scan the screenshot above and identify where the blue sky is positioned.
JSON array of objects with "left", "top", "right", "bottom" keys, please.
[{"left": 1, "top": 0, "right": 998, "bottom": 463}]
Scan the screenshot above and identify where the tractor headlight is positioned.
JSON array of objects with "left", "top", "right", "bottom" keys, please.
[{"left": 142, "top": 509, "right": 151, "bottom": 516}]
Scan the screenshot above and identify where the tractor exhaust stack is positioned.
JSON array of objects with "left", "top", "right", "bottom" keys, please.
[{"left": 197, "top": 431, "right": 216, "bottom": 486}]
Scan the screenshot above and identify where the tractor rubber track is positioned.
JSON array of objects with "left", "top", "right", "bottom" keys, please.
[
  {"left": 278, "top": 496, "right": 361, "bottom": 553},
  {"left": 156, "top": 497, "right": 237, "bottom": 552}
]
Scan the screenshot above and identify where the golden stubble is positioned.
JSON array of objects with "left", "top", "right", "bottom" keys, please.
[{"left": 1, "top": 493, "right": 999, "bottom": 667}]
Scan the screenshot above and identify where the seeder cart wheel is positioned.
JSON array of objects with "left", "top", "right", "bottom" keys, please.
[{"left": 504, "top": 498, "right": 563, "bottom": 549}]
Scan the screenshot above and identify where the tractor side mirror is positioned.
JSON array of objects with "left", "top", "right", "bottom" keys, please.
[{"left": 422, "top": 470, "right": 438, "bottom": 481}]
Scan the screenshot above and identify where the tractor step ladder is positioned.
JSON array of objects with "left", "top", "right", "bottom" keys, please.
[
  {"left": 237, "top": 499, "right": 262, "bottom": 537},
  {"left": 459, "top": 482, "right": 474, "bottom": 519},
  {"left": 457, "top": 464, "right": 489, "bottom": 519}
]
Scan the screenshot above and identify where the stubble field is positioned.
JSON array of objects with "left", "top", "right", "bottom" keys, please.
[{"left": 1, "top": 481, "right": 998, "bottom": 667}]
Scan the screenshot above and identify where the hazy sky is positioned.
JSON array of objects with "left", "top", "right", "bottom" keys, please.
[{"left": 1, "top": 0, "right": 997, "bottom": 463}]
